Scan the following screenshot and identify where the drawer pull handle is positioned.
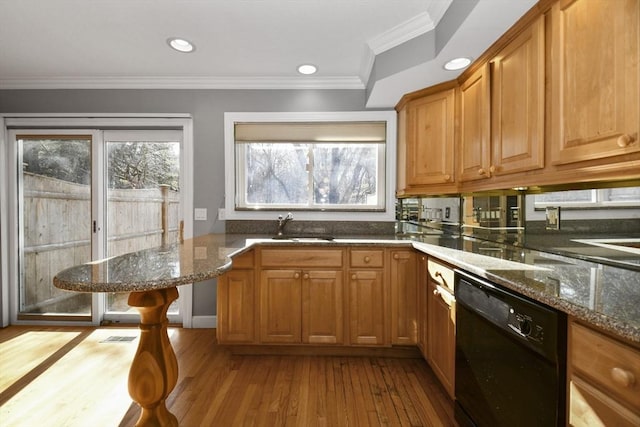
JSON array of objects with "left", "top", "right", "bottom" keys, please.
[
  {"left": 611, "top": 367, "right": 635, "bottom": 388},
  {"left": 364, "top": 256, "right": 371, "bottom": 263},
  {"left": 617, "top": 133, "right": 636, "bottom": 148}
]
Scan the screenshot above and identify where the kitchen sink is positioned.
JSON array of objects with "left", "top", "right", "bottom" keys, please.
[{"left": 272, "top": 234, "right": 335, "bottom": 242}]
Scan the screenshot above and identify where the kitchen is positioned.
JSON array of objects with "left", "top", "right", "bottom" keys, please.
[{"left": 1, "top": 0, "right": 639, "bottom": 426}]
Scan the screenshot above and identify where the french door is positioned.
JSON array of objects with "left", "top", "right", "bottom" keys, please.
[{"left": 9, "top": 127, "right": 187, "bottom": 324}]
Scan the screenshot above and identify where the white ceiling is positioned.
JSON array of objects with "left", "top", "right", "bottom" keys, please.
[{"left": 0, "top": 0, "right": 537, "bottom": 108}]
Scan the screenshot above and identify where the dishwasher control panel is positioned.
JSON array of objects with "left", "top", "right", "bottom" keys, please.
[{"left": 507, "top": 308, "right": 545, "bottom": 343}]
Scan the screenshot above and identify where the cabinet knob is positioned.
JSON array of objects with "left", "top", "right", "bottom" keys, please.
[
  {"left": 433, "top": 289, "right": 440, "bottom": 296},
  {"left": 303, "top": 273, "right": 309, "bottom": 280},
  {"left": 351, "top": 274, "right": 357, "bottom": 280},
  {"left": 617, "top": 133, "right": 636, "bottom": 147},
  {"left": 444, "top": 174, "right": 451, "bottom": 182},
  {"left": 489, "top": 165, "right": 496, "bottom": 174},
  {"left": 294, "top": 272, "right": 300, "bottom": 279},
  {"left": 393, "top": 254, "right": 399, "bottom": 260},
  {"left": 364, "top": 256, "right": 371, "bottom": 263},
  {"left": 611, "top": 367, "right": 636, "bottom": 388},
  {"left": 478, "top": 168, "right": 486, "bottom": 175}
]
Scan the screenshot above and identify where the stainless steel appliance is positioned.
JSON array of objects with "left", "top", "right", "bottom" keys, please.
[{"left": 454, "top": 270, "right": 567, "bottom": 427}]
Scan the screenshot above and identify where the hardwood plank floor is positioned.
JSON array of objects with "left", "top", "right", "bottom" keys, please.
[{"left": 0, "top": 326, "right": 456, "bottom": 426}]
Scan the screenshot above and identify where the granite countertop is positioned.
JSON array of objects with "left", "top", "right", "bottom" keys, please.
[{"left": 54, "top": 232, "right": 640, "bottom": 345}]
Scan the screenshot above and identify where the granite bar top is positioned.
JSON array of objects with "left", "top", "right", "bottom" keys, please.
[{"left": 54, "top": 232, "right": 640, "bottom": 345}]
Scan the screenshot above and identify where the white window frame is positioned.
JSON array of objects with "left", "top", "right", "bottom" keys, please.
[
  {"left": 224, "top": 111, "right": 397, "bottom": 221},
  {"left": 0, "top": 114, "right": 194, "bottom": 327}
]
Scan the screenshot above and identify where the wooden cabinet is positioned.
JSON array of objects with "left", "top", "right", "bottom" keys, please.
[
  {"left": 390, "top": 249, "right": 417, "bottom": 345},
  {"left": 260, "top": 269, "right": 302, "bottom": 343},
  {"left": 217, "top": 250, "right": 256, "bottom": 344},
  {"left": 426, "top": 258, "right": 456, "bottom": 399},
  {"left": 490, "top": 15, "right": 545, "bottom": 176},
  {"left": 568, "top": 320, "right": 640, "bottom": 426},
  {"left": 550, "top": 0, "right": 639, "bottom": 166},
  {"left": 347, "top": 248, "right": 387, "bottom": 346},
  {"left": 259, "top": 248, "right": 344, "bottom": 344},
  {"left": 416, "top": 254, "right": 428, "bottom": 358},
  {"left": 459, "top": 63, "right": 491, "bottom": 183},
  {"left": 396, "top": 86, "right": 457, "bottom": 195}
]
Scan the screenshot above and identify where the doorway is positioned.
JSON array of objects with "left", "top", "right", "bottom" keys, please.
[{"left": 4, "top": 117, "right": 193, "bottom": 326}]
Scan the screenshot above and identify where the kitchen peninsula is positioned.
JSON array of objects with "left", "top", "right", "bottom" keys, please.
[{"left": 54, "top": 231, "right": 640, "bottom": 426}]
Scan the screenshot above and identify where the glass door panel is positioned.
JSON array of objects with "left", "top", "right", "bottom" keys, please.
[
  {"left": 18, "top": 135, "right": 92, "bottom": 319},
  {"left": 104, "top": 131, "right": 182, "bottom": 320}
]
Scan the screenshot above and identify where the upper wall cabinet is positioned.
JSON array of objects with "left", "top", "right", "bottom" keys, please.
[
  {"left": 550, "top": 0, "right": 640, "bottom": 165},
  {"left": 490, "top": 15, "right": 545, "bottom": 176},
  {"left": 459, "top": 63, "right": 491, "bottom": 183},
  {"left": 396, "top": 84, "right": 457, "bottom": 196}
]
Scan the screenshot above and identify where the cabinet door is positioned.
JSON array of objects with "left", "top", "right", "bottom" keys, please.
[
  {"left": 217, "top": 269, "right": 255, "bottom": 343},
  {"left": 491, "top": 15, "right": 545, "bottom": 175},
  {"left": 459, "top": 63, "right": 491, "bottom": 182},
  {"left": 348, "top": 270, "right": 386, "bottom": 346},
  {"left": 405, "top": 89, "right": 456, "bottom": 186},
  {"left": 390, "top": 249, "right": 417, "bottom": 345},
  {"left": 302, "top": 270, "right": 344, "bottom": 345},
  {"left": 551, "top": 0, "right": 639, "bottom": 164},
  {"left": 417, "top": 254, "right": 428, "bottom": 358},
  {"left": 259, "top": 269, "right": 302, "bottom": 343},
  {"left": 427, "top": 279, "right": 455, "bottom": 399}
]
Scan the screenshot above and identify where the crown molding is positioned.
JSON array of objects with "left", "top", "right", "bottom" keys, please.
[
  {"left": 367, "top": 12, "right": 435, "bottom": 55},
  {"left": 0, "top": 75, "right": 366, "bottom": 90}
]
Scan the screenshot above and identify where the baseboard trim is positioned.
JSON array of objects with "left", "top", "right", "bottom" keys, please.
[{"left": 191, "top": 315, "right": 216, "bottom": 329}]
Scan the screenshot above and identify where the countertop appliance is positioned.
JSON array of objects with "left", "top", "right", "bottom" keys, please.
[{"left": 454, "top": 270, "right": 567, "bottom": 427}]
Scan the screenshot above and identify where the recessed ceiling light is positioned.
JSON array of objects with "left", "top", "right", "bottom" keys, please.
[
  {"left": 297, "top": 64, "right": 318, "bottom": 75},
  {"left": 444, "top": 57, "right": 471, "bottom": 71},
  {"left": 167, "top": 37, "right": 195, "bottom": 53}
]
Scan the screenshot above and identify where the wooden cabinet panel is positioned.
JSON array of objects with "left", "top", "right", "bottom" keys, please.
[
  {"left": 417, "top": 254, "right": 428, "bottom": 358},
  {"left": 427, "top": 258, "right": 455, "bottom": 293},
  {"left": 259, "top": 269, "right": 302, "bottom": 343},
  {"left": 217, "top": 269, "right": 255, "bottom": 343},
  {"left": 261, "top": 248, "right": 343, "bottom": 268},
  {"left": 459, "top": 63, "right": 491, "bottom": 182},
  {"left": 405, "top": 89, "right": 456, "bottom": 187},
  {"left": 570, "top": 378, "right": 640, "bottom": 427},
  {"left": 348, "top": 270, "right": 386, "bottom": 346},
  {"left": 551, "top": 0, "right": 640, "bottom": 165},
  {"left": 427, "top": 269, "right": 455, "bottom": 399},
  {"left": 349, "top": 249, "right": 384, "bottom": 268},
  {"left": 571, "top": 322, "right": 640, "bottom": 411},
  {"left": 302, "top": 270, "right": 344, "bottom": 345},
  {"left": 390, "top": 249, "right": 417, "bottom": 345},
  {"left": 491, "top": 15, "right": 545, "bottom": 175}
]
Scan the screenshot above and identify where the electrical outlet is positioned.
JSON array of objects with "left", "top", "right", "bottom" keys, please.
[
  {"left": 218, "top": 208, "right": 226, "bottom": 220},
  {"left": 194, "top": 208, "right": 207, "bottom": 221},
  {"left": 545, "top": 206, "right": 560, "bottom": 230}
]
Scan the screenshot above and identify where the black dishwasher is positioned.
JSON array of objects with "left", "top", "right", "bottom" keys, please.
[{"left": 454, "top": 270, "right": 567, "bottom": 427}]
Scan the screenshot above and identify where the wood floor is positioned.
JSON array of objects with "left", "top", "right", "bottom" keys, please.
[{"left": 0, "top": 326, "right": 456, "bottom": 427}]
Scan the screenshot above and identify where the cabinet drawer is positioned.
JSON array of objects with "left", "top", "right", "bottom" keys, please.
[
  {"left": 427, "top": 258, "right": 454, "bottom": 293},
  {"left": 571, "top": 322, "right": 640, "bottom": 411},
  {"left": 570, "top": 377, "right": 640, "bottom": 427},
  {"left": 350, "top": 249, "right": 384, "bottom": 268},
  {"left": 231, "top": 249, "right": 255, "bottom": 269},
  {"left": 261, "top": 248, "right": 343, "bottom": 268}
]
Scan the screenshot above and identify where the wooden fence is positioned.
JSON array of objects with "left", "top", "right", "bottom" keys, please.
[{"left": 22, "top": 172, "right": 180, "bottom": 314}]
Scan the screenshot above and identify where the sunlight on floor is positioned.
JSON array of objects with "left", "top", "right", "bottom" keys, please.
[{"left": 0, "top": 328, "right": 142, "bottom": 427}]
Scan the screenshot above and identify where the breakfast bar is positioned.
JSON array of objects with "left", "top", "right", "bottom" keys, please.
[{"left": 53, "top": 234, "right": 236, "bottom": 427}]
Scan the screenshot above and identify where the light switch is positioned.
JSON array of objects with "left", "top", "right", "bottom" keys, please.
[{"left": 194, "top": 208, "right": 207, "bottom": 221}]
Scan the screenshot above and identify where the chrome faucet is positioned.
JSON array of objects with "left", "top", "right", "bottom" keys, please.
[{"left": 276, "top": 212, "right": 293, "bottom": 236}]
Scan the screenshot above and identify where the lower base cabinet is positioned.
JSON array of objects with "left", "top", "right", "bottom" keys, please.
[
  {"left": 426, "top": 258, "right": 456, "bottom": 400},
  {"left": 348, "top": 269, "right": 386, "bottom": 345},
  {"left": 568, "top": 320, "right": 640, "bottom": 427},
  {"left": 217, "top": 250, "right": 255, "bottom": 344}
]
